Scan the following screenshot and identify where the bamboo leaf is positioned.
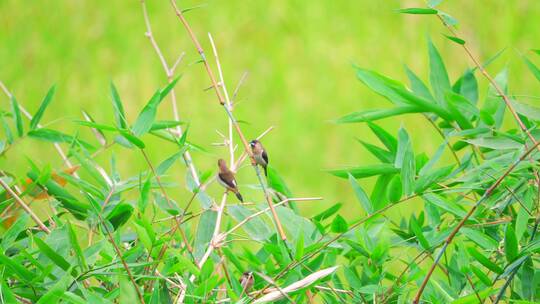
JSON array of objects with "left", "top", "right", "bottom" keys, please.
[
  {"left": 30, "top": 85, "right": 56, "bottom": 130},
  {"left": 10, "top": 95, "right": 24, "bottom": 137},
  {"left": 110, "top": 82, "right": 128, "bottom": 129},
  {"left": 348, "top": 173, "right": 373, "bottom": 214},
  {"left": 398, "top": 8, "right": 438, "bottom": 14},
  {"left": 328, "top": 164, "right": 399, "bottom": 179}
]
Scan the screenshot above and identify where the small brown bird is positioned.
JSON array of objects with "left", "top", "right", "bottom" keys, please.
[
  {"left": 239, "top": 271, "right": 254, "bottom": 296},
  {"left": 250, "top": 139, "right": 268, "bottom": 176},
  {"left": 217, "top": 159, "right": 243, "bottom": 202}
]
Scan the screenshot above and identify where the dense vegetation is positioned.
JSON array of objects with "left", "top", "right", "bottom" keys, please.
[{"left": 1, "top": 1, "right": 540, "bottom": 303}]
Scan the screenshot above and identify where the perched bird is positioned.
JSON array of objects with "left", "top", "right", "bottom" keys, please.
[
  {"left": 250, "top": 139, "right": 269, "bottom": 176},
  {"left": 217, "top": 159, "right": 243, "bottom": 202},
  {"left": 239, "top": 271, "right": 254, "bottom": 296}
]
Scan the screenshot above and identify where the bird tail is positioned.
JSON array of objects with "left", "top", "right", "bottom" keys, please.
[
  {"left": 235, "top": 191, "right": 244, "bottom": 203},
  {"left": 263, "top": 165, "right": 268, "bottom": 177}
]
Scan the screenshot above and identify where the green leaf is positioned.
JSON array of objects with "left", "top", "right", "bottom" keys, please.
[
  {"left": 404, "top": 65, "right": 435, "bottom": 101},
  {"left": 27, "top": 171, "right": 89, "bottom": 219},
  {"left": 462, "top": 228, "right": 498, "bottom": 250},
  {"left": 453, "top": 69, "right": 478, "bottom": 104},
  {"left": 371, "top": 174, "right": 394, "bottom": 210},
  {"left": 504, "top": 224, "right": 518, "bottom": 262},
  {"left": 106, "top": 203, "right": 134, "bottom": 230},
  {"left": 194, "top": 210, "right": 217, "bottom": 260},
  {"left": 415, "top": 165, "right": 453, "bottom": 193},
  {"left": 357, "top": 139, "right": 394, "bottom": 163},
  {"left": 451, "top": 288, "right": 494, "bottom": 304},
  {"left": 138, "top": 176, "right": 151, "bottom": 213},
  {"left": 439, "top": 11, "right": 458, "bottom": 26},
  {"left": 0, "top": 252, "right": 34, "bottom": 282},
  {"left": 331, "top": 215, "right": 348, "bottom": 233},
  {"left": 75, "top": 120, "right": 118, "bottom": 131},
  {"left": 0, "top": 279, "right": 18, "bottom": 303},
  {"left": 445, "top": 92, "right": 476, "bottom": 129},
  {"left": 132, "top": 91, "right": 161, "bottom": 136},
  {"left": 348, "top": 173, "right": 373, "bottom": 214},
  {"left": 267, "top": 166, "right": 293, "bottom": 198},
  {"left": 30, "top": 85, "right": 56, "bottom": 130},
  {"left": 36, "top": 273, "right": 72, "bottom": 304},
  {"left": 522, "top": 55, "right": 540, "bottom": 83},
  {"left": 368, "top": 122, "right": 398, "bottom": 153},
  {"left": 132, "top": 77, "right": 180, "bottom": 136},
  {"left": 335, "top": 106, "right": 422, "bottom": 123},
  {"left": 0, "top": 116, "right": 13, "bottom": 144},
  {"left": 423, "top": 193, "right": 467, "bottom": 218},
  {"left": 482, "top": 69, "right": 508, "bottom": 128},
  {"left": 465, "top": 137, "right": 521, "bottom": 150},
  {"left": 355, "top": 67, "right": 413, "bottom": 105},
  {"left": 467, "top": 247, "right": 503, "bottom": 274},
  {"left": 10, "top": 95, "right": 24, "bottom": 137},
  {"left": 118, "top": 275, "right": 140, "bottom": 304},
  {"left": 1, "top": 214, "right": 28, "bottom": 249},
  {"left": 28, "top": 128, "right": 95, "bottom": 150},
  {"left": 387, "top": 175, "right": 402, "bottom": 202},
  {"left": 156, "top": 150, "right": 186, "bottom": 176},
  {"left": 511, "top": 100, "right": 540, "bottom": 121},
  {"left": 34, "top": 237, "right": 71, "bottom": 271},
  {"left": 313, "top": 202, "right": 342, "bottom": 222},
  {"left": 397, "top": 8, "right": 438, "bottom": 14},
  {"left": 228, "top": 205, "right": 272, "bottom": 241},
  {"left": 444, "top": 35, "right": 465, "bottom": 45},
  {"left": 410, "top": 216, "right": 430, "bottom": 250},
  {"left": 395, "top": 128, "right": 415, "bottom": 195},
  {"left": 150, "top": 120, "right": 184, "bottom": 131},
  {"left": 428, "top": 38, "right": 451, "bottom": 104},
  {"left": 516, "top": 188, "right": 534, "bottom": 241},
  {"left": 67, "top": 221, "right": 87, "bottom": 271},
  {"left": 119, "top": 131, "right": 145, "bottom": 149},
  {"left": 470, "top": 265, "right": 492, "bottom": 286},
  {"left": 110, "top": 82, "right": 128, "bottom": 129},
  {"left": 328, "top": 164, "right": 399, "bottom": 179}
]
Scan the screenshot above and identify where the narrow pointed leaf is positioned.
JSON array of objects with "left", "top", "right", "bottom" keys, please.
[
  {"left": 348, "top": 173, "right": 373, "bottom": 214},
  {"left": 30, "top": 85, "right": 56, "bottom": 130}
]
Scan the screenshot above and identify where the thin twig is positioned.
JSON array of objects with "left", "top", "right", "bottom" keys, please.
[
  {"left": 99, "top": 188, "right": 145, "bottom": 304},
  {"left": 413, "top": 140, "right": 540, "bottom": 303},
  {"left": 208, "top": 33, "right": 235, "bottom": 167},
  {"left": 0, "top": 177, "right": 50, "bottom": 234},
  {"left": 140, "top": 0, "right": 200, "bottom": 187},
  {"left": 169, "top": 1, "right": 287, "bottom": 241},
  {"left": 224, "top": 197, "right": 322, "bottom": 237}
]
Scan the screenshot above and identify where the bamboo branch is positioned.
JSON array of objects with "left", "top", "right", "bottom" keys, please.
[
  {"left": 412, "top": 140, "right": 540, "bottom": 303},
  {"left": 169, "top": 0, "right": 287, "bottom": 241},
  {"left": 99, "top": 188, "right": 145, "bottom": 304},
  {"left": 0, "top": 177, "right": 50, "bottom": 234},
  {"left": 140, "top": 0, "right": 201, "bottom": 187}
]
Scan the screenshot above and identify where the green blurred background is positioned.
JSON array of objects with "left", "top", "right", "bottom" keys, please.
[{"left": 1, "top": 0, "right": 540, "bottom": 217}]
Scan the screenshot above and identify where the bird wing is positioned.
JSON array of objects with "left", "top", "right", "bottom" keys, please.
[
  {"left": 262, "top": 150, "right": 269, "bottom": 165},
  {"left": 218, "top": 171, "right": 237, "bottom": 189}
]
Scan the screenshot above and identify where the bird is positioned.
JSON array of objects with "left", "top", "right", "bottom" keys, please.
[
  {"left": 217, "top": 159, "right": 243, "bottom": 202},
  {"left": 250, "top": 139, "right": 268, "bottom": 176},
  {"left": 239, "top": 271, "right": 254, "bottom": 296}
]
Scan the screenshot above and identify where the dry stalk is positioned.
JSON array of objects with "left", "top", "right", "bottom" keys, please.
[
  {"left": 169, "top": 0, "right": 287, "bottom": 241},
  {"left": 0, "top": 177, "right": 50, "bottom": 234}
]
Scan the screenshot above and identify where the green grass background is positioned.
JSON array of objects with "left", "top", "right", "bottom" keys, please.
[{"left": 1, "top": 0, "right": 540, "bottom": 217}]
